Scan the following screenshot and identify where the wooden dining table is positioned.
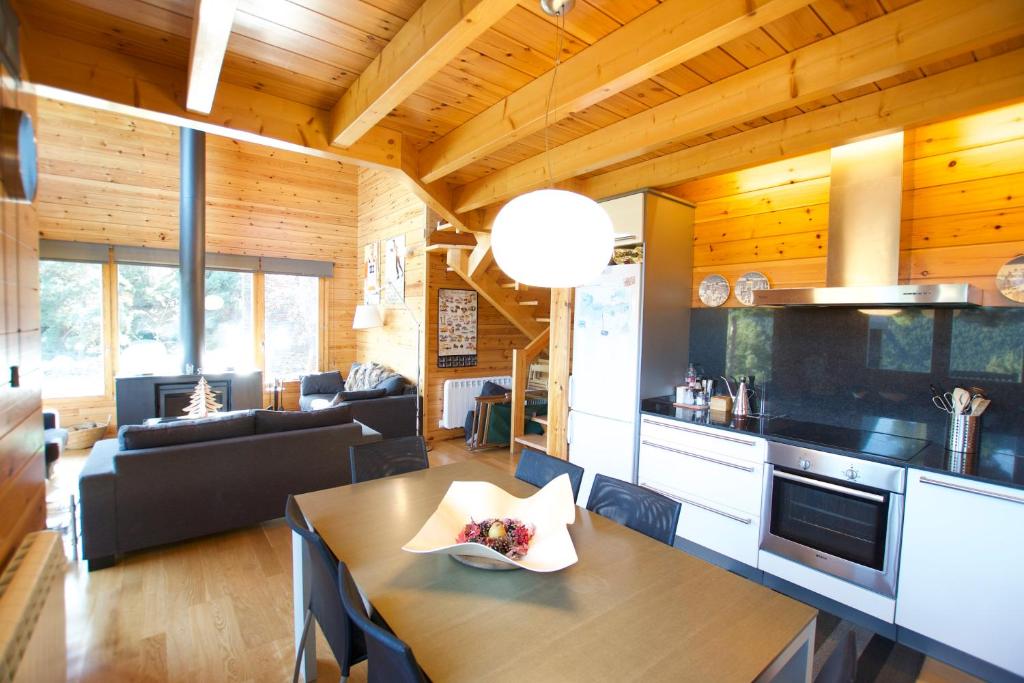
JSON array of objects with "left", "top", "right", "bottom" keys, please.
[{"left": 293, "top": 460, "right": 817, "bottom": 682}]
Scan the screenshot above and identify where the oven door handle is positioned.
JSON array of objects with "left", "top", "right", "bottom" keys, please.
[{"left": 773, "top": 470, "right": 885, "bottom": 503}]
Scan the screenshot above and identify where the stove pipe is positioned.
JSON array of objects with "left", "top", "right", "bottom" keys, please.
[{"left": 180, "top": 127, "right": 205, "bottom": 374}]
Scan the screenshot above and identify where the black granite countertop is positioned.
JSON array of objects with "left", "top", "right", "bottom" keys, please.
[{"left": 641, "top": 396, "right": 1024, "bottom": 491}]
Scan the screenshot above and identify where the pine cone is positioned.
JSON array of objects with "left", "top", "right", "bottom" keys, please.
[{"left": 489, "top": 536, "right": 512, "bottom": 556}]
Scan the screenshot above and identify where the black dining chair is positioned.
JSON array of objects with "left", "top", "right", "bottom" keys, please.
[
  {"left": 814, "top": 631, "right": 857, "bottom": 683},
  {"left": 337, "top": 561, "right": 427, "bottom": 683},
  {"left": 350, "top": 436, "right": 429, "bottom": 484},
  {"left": 585, "top": 474, "right": 682, "bottom": 545},
  {"left": 514, "top": 448, "right": 585, "bottom": 501},
  {"left": 285, "top": 495, "right": 367, "bottom": 683}
]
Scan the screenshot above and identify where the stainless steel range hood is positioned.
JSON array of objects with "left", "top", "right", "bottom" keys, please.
[{"left": 753, "top": 132, "right": 982, "bottom": 308}]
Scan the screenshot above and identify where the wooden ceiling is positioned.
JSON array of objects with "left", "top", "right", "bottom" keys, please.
[{"left": 13, "top": 0, "right": 1024, "bottom": 231}]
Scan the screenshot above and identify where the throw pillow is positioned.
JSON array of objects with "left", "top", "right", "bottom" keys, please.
[
  {"left": 119, "top": 412, "right": 255, "bottom": 450},
  {"left": 300, "top": 371, "right": 345, "bottom": 396},
  {"left": 374, "top": 374, "right": 407, "bottom": 396},
  {"left": 253, "top": 405, "right": 352, "bottom": 434},
  {"left": 480, "top": 380, "right": 510, "bottom": 397},
  {"left": 330, "top": 388, "right": 387, "bottom": 404},
  {"left": 344, "top": 362, "right": 402, "bottom": 391}
]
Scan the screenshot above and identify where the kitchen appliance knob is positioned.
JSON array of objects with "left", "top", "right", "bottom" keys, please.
[
  {"left": 844, "top": 467, "right": 859, "bottom": 481},
  {"left": 799, "top": 459, "right": 811, "bottom": 471}
]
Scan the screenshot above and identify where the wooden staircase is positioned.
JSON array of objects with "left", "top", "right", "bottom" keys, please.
[{"left": 432, "top": 216, "right": 568, "bottom": 458}]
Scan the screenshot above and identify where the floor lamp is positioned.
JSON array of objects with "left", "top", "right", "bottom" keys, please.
[{"left": 352, "top": 301, "right": 424, "bottom": 444}]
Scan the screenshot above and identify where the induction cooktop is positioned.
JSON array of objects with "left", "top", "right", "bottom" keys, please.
[{"left": 766, "top": 420, "right": 930, "bottom": 461}]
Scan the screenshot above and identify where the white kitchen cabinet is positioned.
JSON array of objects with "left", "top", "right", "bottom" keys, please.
[
  {"left": 896, "top": 469, "right": 1024, "bottom": 676},
  {"left": 638, "top": 415, "right": 766, "bottom": 565}
]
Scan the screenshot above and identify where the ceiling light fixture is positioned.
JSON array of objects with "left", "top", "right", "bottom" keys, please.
[{"left": 491, "top": 0, "right": 612, "bottom": 288}]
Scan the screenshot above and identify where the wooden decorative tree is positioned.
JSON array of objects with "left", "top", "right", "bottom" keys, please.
[{"left": 183, "top": 376, "right": 222, "bottom": 418}]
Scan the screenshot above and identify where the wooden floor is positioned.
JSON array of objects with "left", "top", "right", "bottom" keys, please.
[
  {"left": 47, "top": 439, "right": 980, "bottom": 683},
  {"left": 51, "top": 438, "right": 512, "bottom": 683}
]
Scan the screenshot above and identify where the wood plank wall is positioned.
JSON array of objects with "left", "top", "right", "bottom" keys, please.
[
  {"left": 0, "top": 51, "right": 45, "bottom": 570},
  {"left": 34, "top": 98, "right": 360, "bottom": 428},
  {"left": 424, "top": 253, "right": 528, "bottom": 441},
  {"left": 355, "top": 168, "right": 425, "bottom": 385},
  {"left": 670, "top": 102, "right": 1024, "bottom": 309}
]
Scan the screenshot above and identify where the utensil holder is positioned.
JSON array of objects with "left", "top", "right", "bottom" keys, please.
[{"left": 947, "top": 414, "right": 980, "bottom": 454}]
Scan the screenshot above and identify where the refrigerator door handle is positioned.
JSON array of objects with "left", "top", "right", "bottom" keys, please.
[{"left": 568, "top": 374, "right": 574, "bottom": 408}]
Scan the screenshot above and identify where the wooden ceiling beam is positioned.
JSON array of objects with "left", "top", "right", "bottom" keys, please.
[
  {"left": 416, "top": 0, "right": 812, "bottom": 184},
  {"left": 21, "top": 28, "right": 403, "bottom": 169},
  {"left": 328, "top": 0, "right": 520, "bottom": 148},
  {"left": 186, "top": 0, "right": 238, "bottom": 114},
  {"left": 580, "top": 49, "right": 1024, "bottom": 199},
  {"left": 452, "top": 0, "right": 1024, "bottom": 213}
]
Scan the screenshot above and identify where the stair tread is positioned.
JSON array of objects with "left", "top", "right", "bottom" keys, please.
[
  {"left": 514, "top": 433, "right": 547, "bottom": 452},
  {"left": 528, "top": 415, "right": 548, "bottom": 426}
]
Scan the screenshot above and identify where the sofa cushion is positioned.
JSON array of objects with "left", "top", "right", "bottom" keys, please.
[
  {"left": 300, "top": 371, "right": 345, "bottom": 396},
  {"left": 480, "top": 380, "right": 510, "bottom": 397},
  {"left": 253, "top": 405, "right": 352, "bottom": 434},
  {"left": 119, "top": 412, "right": 255, "bottom": 450},
  {"left": 330, "top": 388, "right": 387, "bottom": 404},
  {"left": 374, "top": 374, "right": 407, "bottom": 396},
  {"left": 345, "top": 362, "right": 401, "bottom": 391}
]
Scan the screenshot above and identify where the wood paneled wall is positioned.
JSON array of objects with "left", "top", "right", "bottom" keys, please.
[
  {"left": 355, "top": 168, "right": 425, "bottom": 385},
  {"left": 671, "top": 102, "right": 1024, "bottom": 309},
  {"left": 424, "top": 253, "right": 528, "bottom": 441},
  {"left": 0, "top": 51, "right": 44, "bottom": 569},
  {"left": 34, "top": 98, "right": 360, "bottom": 427}
]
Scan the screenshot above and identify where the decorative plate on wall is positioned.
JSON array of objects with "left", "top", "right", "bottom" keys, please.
[
  {"left": 698, "top": 274, "right": 730, "bottom": 307},
  {"left": 735, "top": 271, "right": 770, "bottom": 306},
  {"left": 996, "top": 255, "right": 1024, "bottom": 303}
]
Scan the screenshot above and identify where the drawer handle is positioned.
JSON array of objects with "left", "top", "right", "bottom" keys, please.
[
  {"left": 919, "top": 476, "right": 1024, "bottom": 505},
  {"left": 641, "top": 440, "right": 755, "bottom": 472},
  {"left": 642, "top": 418, "right": 757, "bottom": 447},
  {"left": 640, "top": 483, "right": 753, "bottom": 525}
]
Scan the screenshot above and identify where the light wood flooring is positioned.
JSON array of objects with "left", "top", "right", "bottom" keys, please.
[{"left": 47, "top": 439, "right": 981, "bottom": 683}]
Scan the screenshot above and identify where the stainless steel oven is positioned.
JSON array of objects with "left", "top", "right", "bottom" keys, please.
[{"left": 760, "top": 441, "right": 906, "bottom": 598}]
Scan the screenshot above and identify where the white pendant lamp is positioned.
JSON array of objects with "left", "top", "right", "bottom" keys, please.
[
  {"left": 492, "top": 189, "right": 613, "bottom": 287},
  {"left": 490, "top": 0, "right": 613, "bottom": 289}
]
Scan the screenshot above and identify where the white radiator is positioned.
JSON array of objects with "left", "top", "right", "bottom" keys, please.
[
  {"left": 0, "top": 531, "right": 66, "bottom": 683},
  {"left": 440, "top": 376, "right": 512, "bottom": 429}
]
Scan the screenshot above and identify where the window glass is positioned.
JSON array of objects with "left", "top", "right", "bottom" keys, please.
[
  {"left": 865, "top": 310, "right": 934, "bottom": 373},
  {"left": 264, "top": 273, "right": 319, "bottom": 379},
  {"left": 40, "top": 260, "right": 105, "bottom": 397},
  {"left": 118, "top": 264, "right": 181, "bottom": 376},
  {"left": 204, "top": 270, "right": 254, "bottom": 372},
  {"left": 726, "top": 308, "right": 774, "bottom": 383},
  {"left": 949, "top": 309, "right": 1024, "bottom": 383}
]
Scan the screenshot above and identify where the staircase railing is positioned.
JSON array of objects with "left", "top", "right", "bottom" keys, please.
[{"left": 510, "top": 326, "right": 549, "bottom": 455}]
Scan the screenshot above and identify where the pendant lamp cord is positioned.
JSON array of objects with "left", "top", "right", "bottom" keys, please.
[{"left": 543, "top": 12, "right": 565, "bottom": 189}]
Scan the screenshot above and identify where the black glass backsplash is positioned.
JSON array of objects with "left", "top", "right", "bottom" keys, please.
[{"left": 688, "top": 307, "right": 1024, "bottom": 441}]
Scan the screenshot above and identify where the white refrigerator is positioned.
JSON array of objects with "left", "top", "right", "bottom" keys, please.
[{"left": 568, "top": 262, "right": 643, "bottom": 504}]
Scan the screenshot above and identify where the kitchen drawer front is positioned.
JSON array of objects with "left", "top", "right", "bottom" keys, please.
[
  {"left": 639, "top": 481, "right": 759, "bottom": 567},
  {"left": 639, "top": 415, "right": 765, "bottom": 464},
  {"left": 638, "top": 440, "right": 764, "bottom": 516}
]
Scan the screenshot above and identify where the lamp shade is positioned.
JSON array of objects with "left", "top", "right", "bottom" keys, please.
[
  {"left": 352, "top": 304, "right": 383, "bottom": 329},
  {"left": 492, "top": 189, "right": 614, "bottom": 288}
]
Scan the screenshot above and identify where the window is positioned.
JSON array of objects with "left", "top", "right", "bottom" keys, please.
[
  {"left": 40, "top": 260, "right": 105, "bottom": 397},
  {"left": 865, "top": 310, "right": 934, "bottom": 373},
  {"left": 204, "top": 270, "right": 254, "bottom": 372},
  {"left": 118, "top": 264, "right": 181, "bottom": 376},
  {"left": 726, "top": 308, "right": 774, "bottom": 383},
  {"left": 264, "top": 273, "right": 319, "bottom": 379},
  {"left": 949, "top": 309, "right": 1024, "bottom": 383}
]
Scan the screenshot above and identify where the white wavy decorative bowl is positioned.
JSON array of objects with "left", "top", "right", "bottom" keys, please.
[{"left": 401, "top": 474, "right": 578, "bottom": 572}]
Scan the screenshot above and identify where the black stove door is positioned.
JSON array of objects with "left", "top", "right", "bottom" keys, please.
[{"left": 769, "top": 467, "right": 890, "bottom": 570}]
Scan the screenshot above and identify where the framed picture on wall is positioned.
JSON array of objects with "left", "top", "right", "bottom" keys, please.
[
  {"left": 438, "top": 288, "right": 478, "bottom": 368},
  {"left": 363, "top": 241, "right": 380, "bottom": 304},
  {"left": 383, "top": 235, "right": 405, "bottom": 304}
]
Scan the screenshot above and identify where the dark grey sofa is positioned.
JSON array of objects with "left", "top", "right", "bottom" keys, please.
[
  {"left": 78, "top": 407, "right": 381, "bottom": 571},
  {"left": 299, "top": 370, "right": 418, "bottom": 439}
]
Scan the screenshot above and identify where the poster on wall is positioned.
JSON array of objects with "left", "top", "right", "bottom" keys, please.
[
  {"left": 363, "top": 242, "right": 380, "bottom": 304},
  {"left": 438, "top": 288, "right": 478, "bottom": 368},
  {"left": 383, "top": 235, "right": 405, "bottom": 304}
]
